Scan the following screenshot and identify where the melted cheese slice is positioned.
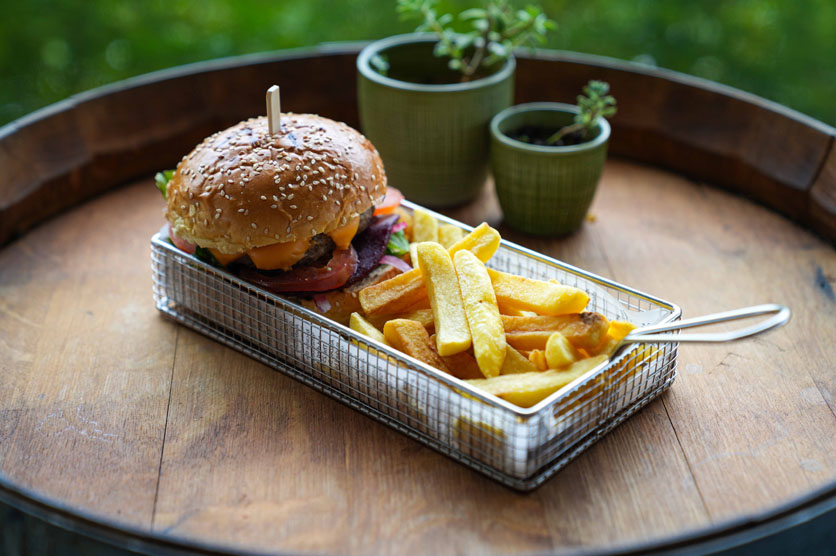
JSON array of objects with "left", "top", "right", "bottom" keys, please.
[
  {"left": 328, "top": 217, "right": 360, "bottom": 249},
  {"left": 247, "top": 238, "right": 310, "bottom": 270},
  {"left": 208, "top": 218, "right": 360, "bottom": 271},
  {"left": 209, "top": 249, "right": 244, "bottom": 266}
]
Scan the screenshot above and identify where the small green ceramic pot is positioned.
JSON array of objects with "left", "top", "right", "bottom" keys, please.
[
  {"left": 490, "top": 102, "right": 610, "bottom": 235},
  {"left": 357, "top": 34, "right": 515, "bottom": 207}
]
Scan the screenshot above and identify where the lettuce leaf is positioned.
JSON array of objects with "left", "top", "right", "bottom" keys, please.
[
  {"left": 385, "top": 230, "right": 409, "bottom": 257},
  {"left": 194, "top": 246, "right": 219, "bottom": 266},
  {"left": 155, "top": 170, "right": 174, "bottom": 199}
]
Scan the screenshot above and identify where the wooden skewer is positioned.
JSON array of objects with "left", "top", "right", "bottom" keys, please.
[{"left": 266, "top": 85, "right": 281, "bottom": 135}]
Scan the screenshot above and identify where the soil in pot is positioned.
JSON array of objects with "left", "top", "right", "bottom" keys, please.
[
  {"left": 505, "top": 125, "right": 586, "bottom": 147},
  {"left": 382, "top": 62, "right": 498, "bottom": 85}
]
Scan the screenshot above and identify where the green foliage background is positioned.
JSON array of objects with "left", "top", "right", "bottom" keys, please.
[{"left": 2, "top": 0, "right": 834, "bottom": 126}]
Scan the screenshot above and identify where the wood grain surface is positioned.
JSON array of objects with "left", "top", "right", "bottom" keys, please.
[
  {"left": 1, "top": 46, "right": 835, "bottom": 555},
  {"left": 1, "top": 158, "right": 834, "bottom": 554}
]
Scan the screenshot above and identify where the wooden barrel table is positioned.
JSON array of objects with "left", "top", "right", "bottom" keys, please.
[{"left": 1, "top": 45, "right": 835, "bottom": 555}]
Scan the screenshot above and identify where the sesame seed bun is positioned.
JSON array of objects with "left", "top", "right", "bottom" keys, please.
[{"left": 165, "top": 114, "right": 387, "bottom": 254}]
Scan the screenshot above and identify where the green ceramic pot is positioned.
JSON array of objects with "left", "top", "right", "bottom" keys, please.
[
  {"left": 357, "top": 33, "right": 515, "bottom": 208},
  {"left": 490, "top": 102, "right": 610, "bottom": 236}
]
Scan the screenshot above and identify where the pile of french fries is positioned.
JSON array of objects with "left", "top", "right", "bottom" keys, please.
[{"left": 349, "top": 208, "right": 637, "bottom": 408}]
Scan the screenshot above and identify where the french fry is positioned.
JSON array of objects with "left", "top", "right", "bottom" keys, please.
[
  {"left": 465, "top": 355, "right": 608, "bottom": 407},
  {"left": 502, "top": 312, "right": 609, "bottom": 350},
  {"left": 358, "top": 268, "right": 429, "bottom": 316},
  {"left": 358, "top": 223, "right": 500, "bottom": 316},
  {"left": 447, "top": 222, "right": 501, "bottom": 262},
  {"left": 416, "top": 242, "right": 471, "bottom": 356},
  {"left": 488, "top": 268, "right": 589, "bottom": 316},
  {"left": 499, "top": 345, "right": 538, "bottom": 375},
  {"left": 454, "top": 250, "right": 505, "bottom": 378},
  {"left": 609, "top": 320, "right": 638, "bottom": 340},
  {"left": 383, "top": 319, "right": 449, "bottom": 373},
  {"left": 368, "top": 308, "right": 435, "bottom": 334},
  {"left": 545, "top": 331, "right": 580, "bottom": 369},
  {"left": 589, "top": 320, "right": 638, "bottom": 356},
  {"left": 438, "top": 224, "right": 465, "bottom": 248},
  {"left": 412, "top": 207, "right": 439, "bottom": 243},
  {"left": 506, "top": 331, "right": 555, "bottom": 352},
  {"left": 529, "top": 349, "right": 548, "bottom": 371},
  {"left": 349, "top": 312, "right": 389, "bottom": 346},
  {"left": 430, "top": 335, "right": 485, "bottom": 380},
  {"left": 409, "top": 241, "right": 434, "bottom": 267}
]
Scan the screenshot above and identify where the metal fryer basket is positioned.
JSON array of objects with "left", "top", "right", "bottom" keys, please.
[{"left": 150, "top": 203, "right": 680, "bottom": 490}]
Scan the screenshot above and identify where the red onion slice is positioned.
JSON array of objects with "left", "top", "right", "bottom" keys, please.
[
  {"left": 379, "top": 254, "right": 412, "bottom": 274},
  {"left": 313, "top": 294, "right": 332, "bottom": 313}
]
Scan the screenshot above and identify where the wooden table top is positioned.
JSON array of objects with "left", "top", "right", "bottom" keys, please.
[
  {"left": 0, "top": 46, "right": 834, "bottom": 555},
  {"left": 1, "top": 157, "right": 834, "bottom": 555}
]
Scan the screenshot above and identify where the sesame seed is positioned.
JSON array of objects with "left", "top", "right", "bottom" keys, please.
[
  {"left": 251, "top": 223, "right": 257, "bottom": 229},
  {"left": 272, "top": 195, "right": 279, "bottom": 201},
  {"left": 271, "top": 204, "right": 278, "bottom": 209},
  {"left": 287, "top": 194, "right": 294, "bottom": 200},
  {"left": 238, "top": 208, "right": 245, "bottom": 213},
  {"left": 290, "top": 204, "right": 297, "bottom": 209},
  {"left": 307, "top": 215, "right": 314, "bottom": 221},
  {"left": 322, "top": 195, "right": 327, "bottom": 201}
]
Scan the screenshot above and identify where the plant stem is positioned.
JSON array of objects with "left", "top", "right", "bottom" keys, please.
[
  {"left": 546, "top": 122, "right": 585, "bottom": 145},
  {"left": 462, "top": 25, "right": 491, "bottom": 79}
]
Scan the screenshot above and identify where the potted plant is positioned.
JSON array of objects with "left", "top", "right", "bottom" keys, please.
[
  {"left": 357, "top": 0, "right": 554, "bottom": 207},
  {"left": 490, "top": 80, "right": 617, "bottom": 235}
]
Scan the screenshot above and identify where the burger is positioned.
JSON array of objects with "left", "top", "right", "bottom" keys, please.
[{"left": 156, "top": 113, "right": 410, "bottom": 324}]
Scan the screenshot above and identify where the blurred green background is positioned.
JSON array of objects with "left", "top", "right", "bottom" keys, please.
[{"left": 2, "top": 0, "right": 834, "bottom": 127}]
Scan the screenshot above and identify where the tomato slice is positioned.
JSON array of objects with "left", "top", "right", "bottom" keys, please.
[
  {"left": 373, "top": 187, "right": 404, "bottom": 216},
  {"left": 167, "top": 223, "right": 197, "bottom": 255},
  {"left": 238, "top": 246, "right": 358, "bottom": 293}
]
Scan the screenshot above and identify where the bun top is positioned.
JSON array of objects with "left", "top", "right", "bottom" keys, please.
[{"left": 166, "top": 113, "right": 387, "bottom": 254}]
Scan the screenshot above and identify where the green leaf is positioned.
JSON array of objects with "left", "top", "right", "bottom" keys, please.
[
  {"left": 155, "top": 170, "right": 174, "bottom": 199},
  {"left": 193, "top": 246, "right": 219, "bottom": 266},
  {"left": 459, "top": 8, "right": 486, "bottom": 20},
  {"left": 437, "top": 12, "right": 453, "bottom": 26},
  {"left": 385, "top": 231, "right": 410, "bottom": 257}
]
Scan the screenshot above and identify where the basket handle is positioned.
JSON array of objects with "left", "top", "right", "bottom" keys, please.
[{"left": 622, "top": 303, "right": 791, "bottom": 344}]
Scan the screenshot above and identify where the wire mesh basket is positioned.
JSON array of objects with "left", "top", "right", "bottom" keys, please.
[{"left": 150, "top": 202, "right": 680, "bottom": 490}]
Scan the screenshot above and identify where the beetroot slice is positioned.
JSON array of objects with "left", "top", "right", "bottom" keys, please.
[{"left": 345, "top": 213, "right": 400, "bottom": 287}]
